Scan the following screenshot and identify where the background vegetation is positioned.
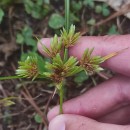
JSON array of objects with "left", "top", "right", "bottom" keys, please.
[{"left": 0, "top": 0, "right": 130, "bottom": 129}]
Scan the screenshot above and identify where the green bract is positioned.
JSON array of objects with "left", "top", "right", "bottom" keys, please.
[
  {"left": 43, "top": 53, "right": 82, "bottom": 85},
  {"left": 16, "top": 56, "right": 38, "bottom": 80},
  {"left": 61, "top": 24, "right": 80, "bottom": 48},
  {"left": 42, "top": 34, "right": 62, "bottom": 58},
  {"left": 80, "top": 48, "right": 104, "bottom": 75}
]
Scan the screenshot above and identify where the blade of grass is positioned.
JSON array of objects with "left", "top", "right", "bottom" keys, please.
[
  {"left": 65, "top": 0, "right": 70, "bottom": 33},
  {"left": 64, "top": 0, "right": 70, "bottom": 62}
]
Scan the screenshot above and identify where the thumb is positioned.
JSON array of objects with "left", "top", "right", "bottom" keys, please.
[{"left": 48, "top": 114, "right": 129, "bottom": 130}]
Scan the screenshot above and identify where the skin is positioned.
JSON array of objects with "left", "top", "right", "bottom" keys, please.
[{"left": 38, "top": 35, "right": 130, "bottom": 130}]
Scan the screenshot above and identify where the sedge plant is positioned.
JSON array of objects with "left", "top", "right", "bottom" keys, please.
[{"left": 0, "top": 0, "right": 128, "bottom": 114}]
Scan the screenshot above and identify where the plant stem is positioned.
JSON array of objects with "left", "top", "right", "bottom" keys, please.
[
  {"left": 64, "top": 0, "right": 70, "bottom": 62},
  {"left": 65, "top": 0, "right": 70, "bottom": 33},
  {"left": 59, "top": 0, "right": 70, "bottom": 114},
  {"left": 59, "top": 83, "right": 64, "bottom": 114},
  {"left": 0, "top": 76, "right": 23, "bottom": 80}
]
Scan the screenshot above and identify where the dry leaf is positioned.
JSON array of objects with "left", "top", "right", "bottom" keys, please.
[{"left": 0, "top": 42, "right": 18, "bottom": 60}]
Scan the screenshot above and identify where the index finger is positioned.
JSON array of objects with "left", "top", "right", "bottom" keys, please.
[{"left": 38, "top": 35, "right": 130, "bottom": 77}]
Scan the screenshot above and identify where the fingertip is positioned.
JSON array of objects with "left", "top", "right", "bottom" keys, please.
[
  {"left": 49, "top": 115, "right": 65, "bottom": 130},
  {"left": 49, "top": 114, "right": 102, "bottom": 130},
  {"left": 40, "top": 38, "right": 51, "bottom": 46},
  {"left": 47, "top": 106, "right": 59, "bottom": 122},
  {"left": 37, "top": 38, "right": 51, "bottom": 56},
  {"left": 47, "top": 110, "right": 53, "bottom": 122}
]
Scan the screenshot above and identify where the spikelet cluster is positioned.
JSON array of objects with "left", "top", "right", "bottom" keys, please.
[{"left": 16, "top": 24, "right": 121, "bottom": 86}]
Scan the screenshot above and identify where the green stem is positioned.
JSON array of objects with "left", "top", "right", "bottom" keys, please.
[
  {"left": 0, "top": 76, "right": 23, "bottom": 80},
  {"left": 65, "top": 0, "right": 70, "bottom": 33},
  {"left": 59, "top": 83, "right": 64, "bottom": 114},
  {"left": 59, "top": 0, "right": 70, "bottom": 114},
  {"left": 64, "top": 0, "right": 70, "bottom": 62},
  {"left": 0, "top": 75, "right": 49, "bottom": 81}
]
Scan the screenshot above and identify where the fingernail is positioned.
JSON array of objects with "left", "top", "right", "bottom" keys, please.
[{"left": 49, "top": 119, "right": 65, "bottom": 130}]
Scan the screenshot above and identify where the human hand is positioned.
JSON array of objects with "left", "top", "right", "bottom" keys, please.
[{"left": 38, "top": 35, "right": 130, "bottom": 130}]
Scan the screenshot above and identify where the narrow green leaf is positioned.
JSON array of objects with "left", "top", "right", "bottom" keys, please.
[{"left": 0, "top": 76, "right": 23, "bottom": 80}]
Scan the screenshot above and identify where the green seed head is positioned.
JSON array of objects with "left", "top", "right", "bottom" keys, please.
[
  {"left": 16, "top": 56, "right": 38, "bottom": 80},
  {"left": 61, "top": 24, "right": 81, "bottom": 48},
  {"left": 80, "top": 48, "right": 104, "bottom": 74}
]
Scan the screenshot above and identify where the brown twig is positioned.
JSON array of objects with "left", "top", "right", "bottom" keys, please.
[
  {"left": 95, "top": 4, "right": 130, "bottom": 27},
  {"left": 21, "top": 90, "right": 48, "bottom": 127},
  {"left": 8, "top": 6, "right": 15, "bottom": 42},
  {"left": 44, "top": 88, "right": 57, "bottom": 115}
]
